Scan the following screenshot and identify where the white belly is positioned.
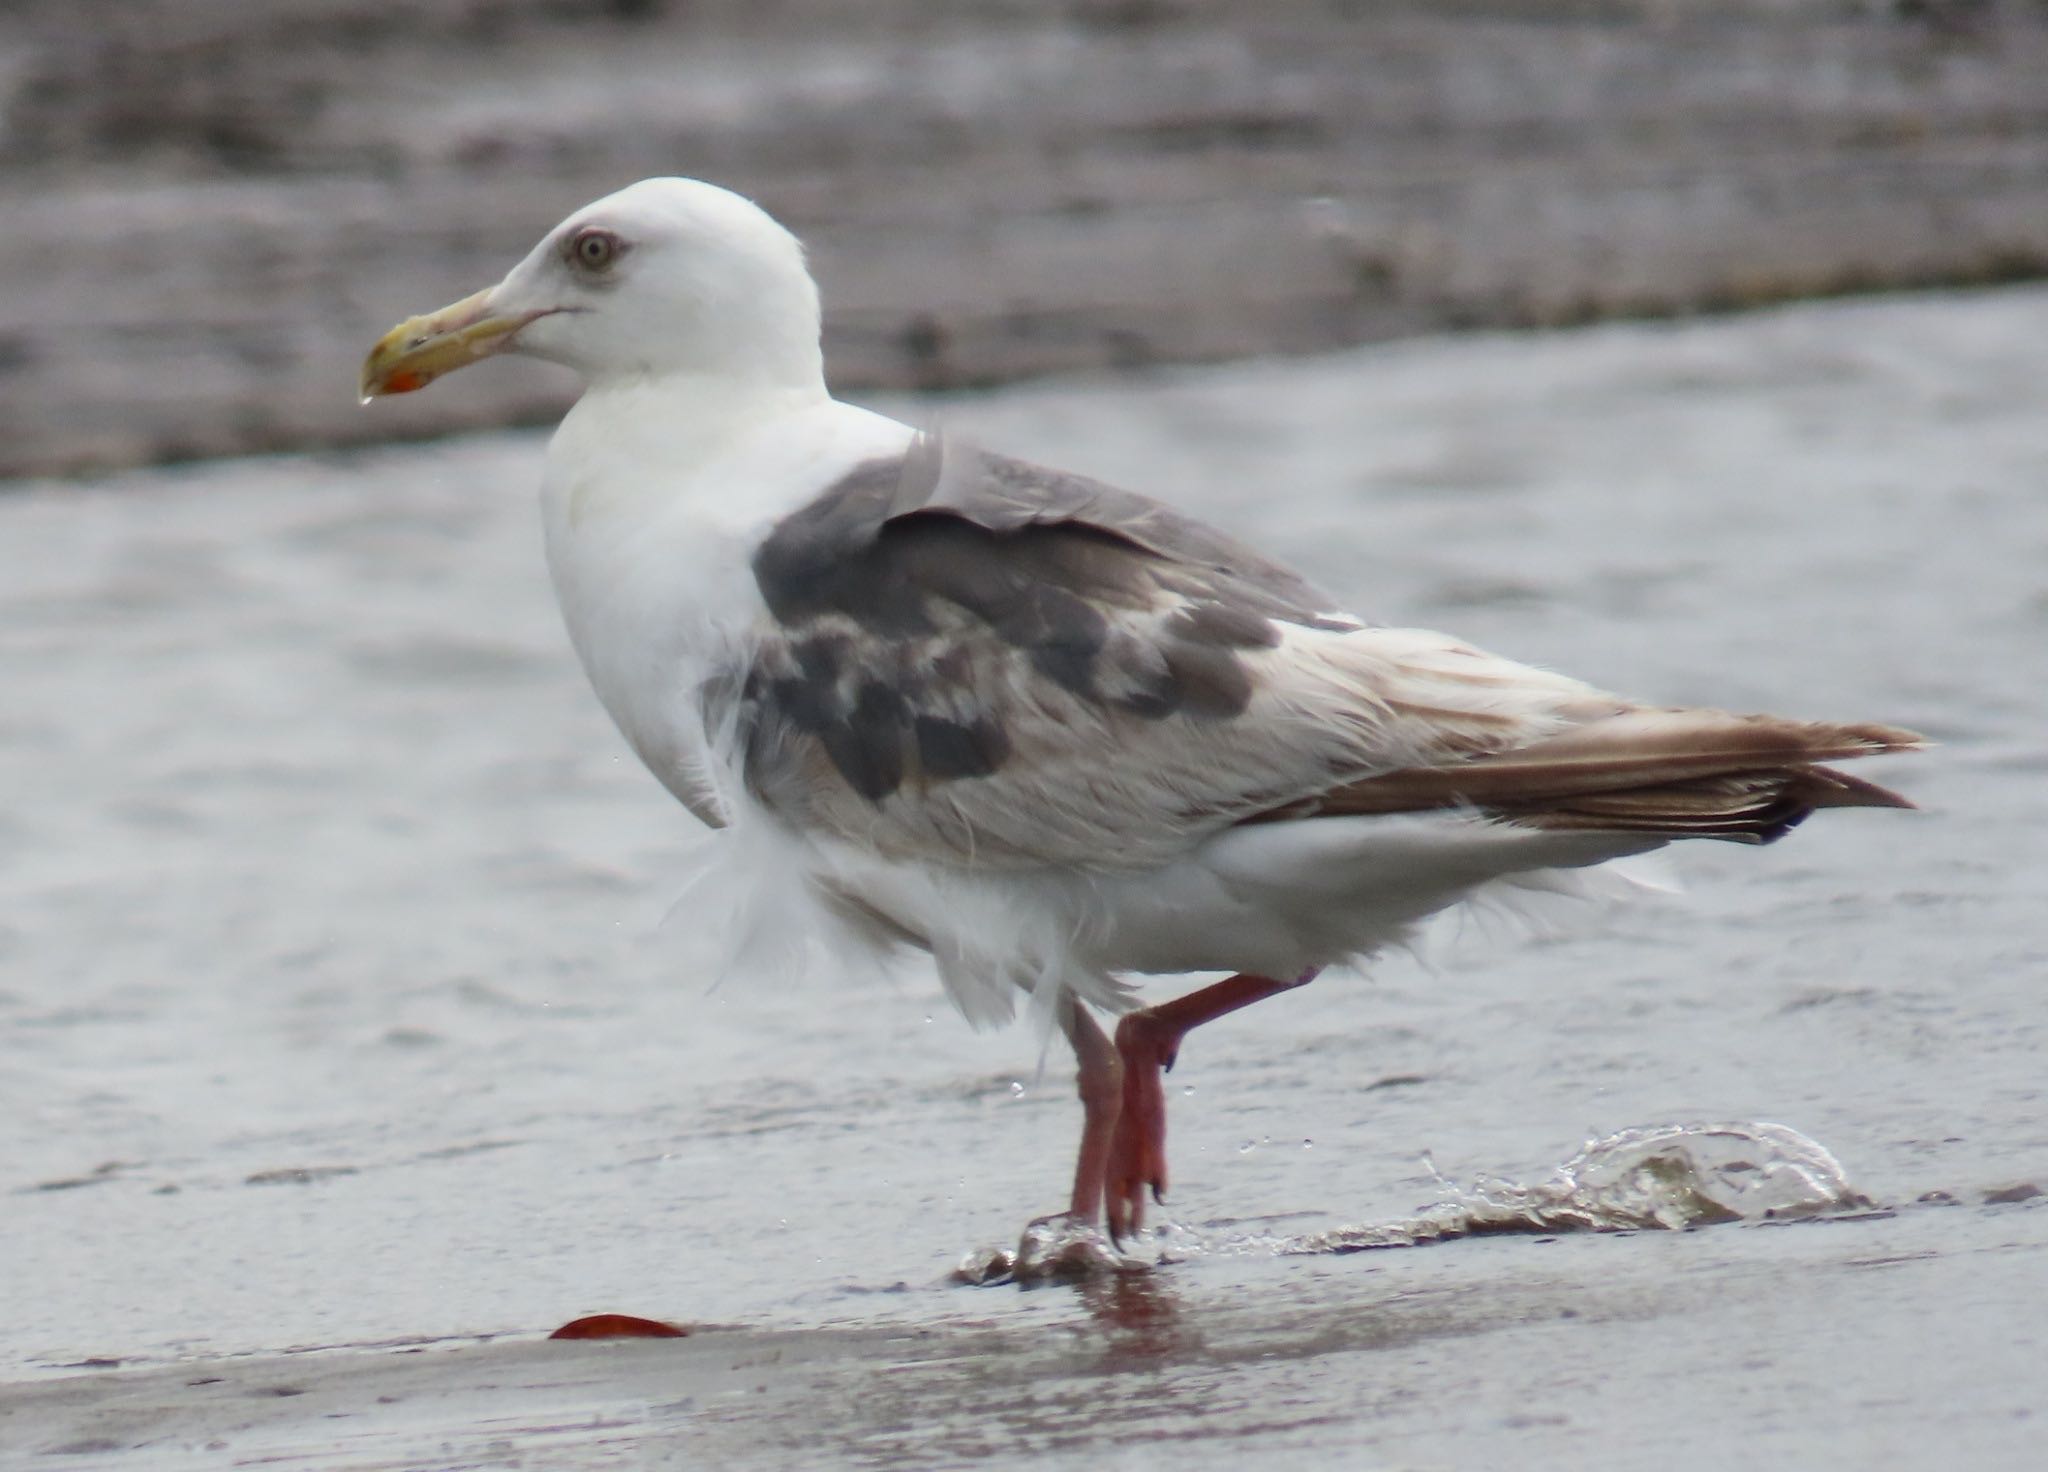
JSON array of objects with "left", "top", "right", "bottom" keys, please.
[{"left": 796, "top": 811, "right": 1666, "bottom": 1028}]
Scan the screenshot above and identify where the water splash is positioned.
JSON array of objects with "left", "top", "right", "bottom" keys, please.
[
  {"left": 958, "top": 1121, "right": 1870, "bottom": 1285},
  {"left": 1304, "top": 1120, "right": 1870, "bottom": 1254},
  {"left": 956, "top": 1214, "right": 1144, "bottom": 1286}
]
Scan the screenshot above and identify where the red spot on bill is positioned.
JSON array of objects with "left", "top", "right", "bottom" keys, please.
[
  {"left": 381, "top": 370, "right": 427, "bottom": 395},
  {"left": 548, "top": 1313, "right": 690, "bottom": 1340}
]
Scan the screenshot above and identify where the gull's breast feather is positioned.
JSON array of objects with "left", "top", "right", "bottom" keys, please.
[{"left": 538, "top": 392, "right": 915, "bottom": 826}]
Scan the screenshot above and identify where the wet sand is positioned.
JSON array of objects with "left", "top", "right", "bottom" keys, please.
[
  {"left": 5, "top": 1200, "right": 2044, "bottom": 1469},
  {"left": 3, "top": 287, "right": 2045, "bottom": 1465}
]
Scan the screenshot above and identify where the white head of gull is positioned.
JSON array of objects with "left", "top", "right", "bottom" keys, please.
[{"left": 364, "top": 177, "right": 1924, "bottom": 1248}]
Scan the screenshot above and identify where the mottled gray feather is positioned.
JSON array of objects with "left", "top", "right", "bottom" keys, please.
[
  {"left": 723, "top": 436, "right": 1921, "bottom": 870},
  {"left": 731, "top": 435, "right": 1371, "bottom": 865}
]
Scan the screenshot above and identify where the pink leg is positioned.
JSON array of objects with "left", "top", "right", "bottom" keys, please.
[
  {"left": 1061, "top": 995, "right": 1124, "bottom": 1223},
  {"left": 1105, "top": 970, "right": 1319, "bottom": 1242}
]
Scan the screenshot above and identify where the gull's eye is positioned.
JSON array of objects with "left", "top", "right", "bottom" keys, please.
[{"left": 567, "top": 227, "right": 622, "bottom": 274}]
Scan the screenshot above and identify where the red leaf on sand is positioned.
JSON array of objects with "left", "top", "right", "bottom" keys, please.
[{"left": 548, "top": 1313, "right": 689, "bottom": 1340}]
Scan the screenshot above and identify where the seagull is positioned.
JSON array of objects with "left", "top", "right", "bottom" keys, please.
[{"left": 362, "top": 178, "right": 1922, "bottom": 1244}]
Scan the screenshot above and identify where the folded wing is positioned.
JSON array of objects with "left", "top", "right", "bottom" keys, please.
[{"left": 728, "top": 436, "right": 1920, "bottom": 870}]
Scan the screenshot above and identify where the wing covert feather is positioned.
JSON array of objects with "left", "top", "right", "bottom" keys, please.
[{"left": 725, "top": 437, "right": 1608, "bottom": 870}]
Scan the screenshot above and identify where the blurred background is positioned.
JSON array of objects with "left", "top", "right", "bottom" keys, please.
[{"left": 5, "top": 0, "right": 2047, "bottom": 478}]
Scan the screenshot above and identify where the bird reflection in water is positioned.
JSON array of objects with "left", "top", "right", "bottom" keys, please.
[{"left": 1077, "top": 1272, "right": 1201, "bottom": 1366}]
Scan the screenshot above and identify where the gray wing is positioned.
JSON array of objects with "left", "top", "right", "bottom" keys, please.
[{"left": 726, "top": 435, "right": 1601, "bottom": 870}]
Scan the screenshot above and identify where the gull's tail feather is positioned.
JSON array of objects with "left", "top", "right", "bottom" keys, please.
[
  {"left": 1251, "top": 709, "right": 1924, "bottom": 847},
  {"left": 1484, "top": 764, "right": 1910, "bottom": 845}
]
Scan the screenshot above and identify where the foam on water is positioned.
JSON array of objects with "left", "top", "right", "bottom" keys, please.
[{"left": 961, "top": 1120, "right": 1871, "bottom": 1285}]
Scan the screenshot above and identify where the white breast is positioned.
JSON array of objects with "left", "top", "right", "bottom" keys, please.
[{"left": 537, "top": 383, "right": 916, "bottom": 824}]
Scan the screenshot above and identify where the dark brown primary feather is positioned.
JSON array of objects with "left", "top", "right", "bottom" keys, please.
[{"left": 1245, "top": 710, "right": 1925, "bottom": 845}]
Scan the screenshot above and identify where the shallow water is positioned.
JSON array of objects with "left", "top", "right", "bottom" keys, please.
[
  {"left": 3, "top": 287, "right": 2045, "bottom": 1466},
  {"left": 960, "top": 1119, "right": 1876, "bottom": 1285}
]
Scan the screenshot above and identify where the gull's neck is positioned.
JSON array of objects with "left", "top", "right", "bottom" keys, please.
[
  {"left": 548, "top": 366, "right": 832, "bottom": 528},
  {"left": 571, "top": 366, "right": 829, "bottom": 461}
]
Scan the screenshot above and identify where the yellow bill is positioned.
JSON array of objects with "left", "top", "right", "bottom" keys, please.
[{"left": 359, "top": 288, "right": 528, "bottom": 399}]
